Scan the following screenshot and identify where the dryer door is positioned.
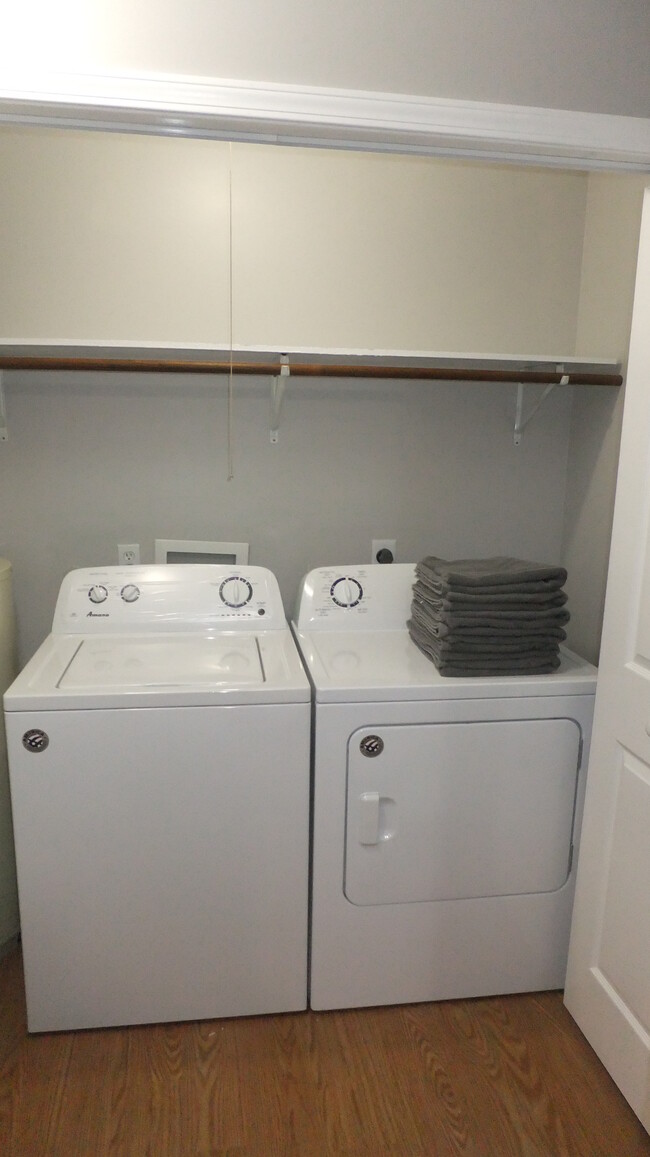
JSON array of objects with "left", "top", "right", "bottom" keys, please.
[{"left": 345, "top": 718, "right": 581, "bottom": 905}]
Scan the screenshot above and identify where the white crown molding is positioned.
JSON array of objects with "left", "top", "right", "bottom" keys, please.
[{"left": 0, "top": 70, "right": 649, "bottom": 170}]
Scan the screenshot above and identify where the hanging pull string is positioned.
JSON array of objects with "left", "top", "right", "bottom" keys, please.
[{"left": 227, "top": 141, "right": 234, "bottom": 481}]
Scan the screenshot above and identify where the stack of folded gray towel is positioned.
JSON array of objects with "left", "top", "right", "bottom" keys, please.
[{"left": 408, "top": 555, "right": 569, "bottom": 677}]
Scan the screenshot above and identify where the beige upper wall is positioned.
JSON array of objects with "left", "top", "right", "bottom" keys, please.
[
  {"left": 232, "top": 148, "right": 586, "bottom": 354},
  {"left": 575, "top": 176, "right": 648, "bottom": 363},
  {"left": 0, "top": 130, "right": 231, "bottom": 345},
  {"left": 3, "top": 1, "right": 650, "bottom": 117},
  {"left": 0, "top": 128, "right": 589, "bottom": 356}
]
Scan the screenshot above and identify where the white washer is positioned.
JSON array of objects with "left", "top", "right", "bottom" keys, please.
[
  {"left": 4, "top": 564, "right": 310, "bottom": 1032},
  {"left": 293, "top": 564, "right": 597, "bottom": 1012}
]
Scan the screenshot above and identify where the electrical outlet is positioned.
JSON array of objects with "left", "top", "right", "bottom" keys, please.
[
  {"left": 118, "top": 544, "right": 140, "bottom": 565},
  {"left": 371, "top": 539, "right": 396, "bottom": 564}
]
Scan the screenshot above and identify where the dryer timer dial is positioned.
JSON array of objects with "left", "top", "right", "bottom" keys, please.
[{"left": 330, "top": 577, "right": 363, "bottom": 608}]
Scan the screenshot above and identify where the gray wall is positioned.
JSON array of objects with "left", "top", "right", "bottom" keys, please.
[
  {"left": 563, "top": 175, "right": 647, "bottom": 663},
  {"left": 0, "top": 373, "right": 573, "bottom": 665},
  {"left": 4, "top": 1, "right": 650, "bottom": 117}
]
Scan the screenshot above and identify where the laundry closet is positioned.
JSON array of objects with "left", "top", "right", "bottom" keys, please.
[
  {"left": 0, "top": 128, "right": 643, "bottom": 667},
  {"left": 0, "top": 125, "right": 648, "bottom": 1123}
]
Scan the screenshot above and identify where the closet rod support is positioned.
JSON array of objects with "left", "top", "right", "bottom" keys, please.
[
  {"left": 0, "top": 372, "right": 6, "bottom": 441},
  {"left": 514, "top": 373, "right": 570, "bottom": 445},
  {"left": 270, "top": 357, "right": 290, "bottom": 443}
]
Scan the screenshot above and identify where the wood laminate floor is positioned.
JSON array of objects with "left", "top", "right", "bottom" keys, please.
[{"left": 0, "top": 949, "right": 648, "bottom": 1156}]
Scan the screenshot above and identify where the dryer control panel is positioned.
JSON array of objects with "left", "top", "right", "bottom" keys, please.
[
  {"left": 53, "top": 565, "right": 288, "bottom": 633},
  {"left": 294, "top": 565, "right": 416, "bottom": 631}
]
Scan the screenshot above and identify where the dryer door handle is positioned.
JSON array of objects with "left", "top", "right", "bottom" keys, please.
[{"left": 358, "top": 791, "right": 380, "bottom": 844}]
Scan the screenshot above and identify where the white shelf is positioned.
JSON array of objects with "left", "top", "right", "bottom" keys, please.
[{"left": 0, "top": 341, "right": 622, "bottom": 385}]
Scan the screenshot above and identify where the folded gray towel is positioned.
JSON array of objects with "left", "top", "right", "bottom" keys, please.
[
  {"left": 437, "top": 658, "right": 560, "bottom": 672},
  {"left": 413, "top": 585, "right": 568, "bottom": 612},
  {"left": 420, "top": 605, "right": 570, "bottom": 626},
  {"left": 429, "top": 657, "right": 561, "bottom": 677},
  {"left": 422, "top": 578, "right": 567, "bottom": 598},
  {"left": 409, "top": 624, "right": 561, "bottom": 677},
  {"left": 429, "top": 622, "right": 568, "bottom": 641},
  {"left": 415, "top": 632, "right": 564, "bottom": 655},
  {"left": 439, "top": 664, "right": 561, "bottom": 676},
  {"left": 409, "top": 622, "right": 559, "bottom": 664},
  {"left": 410, "top": 594, "right": 570, "bottom": 636},
  {"left": 417, "top": 555, "right": 567, "bottom": 589},
  {"left": 412, "top": 642, "right": 560, "bottom": 668}
]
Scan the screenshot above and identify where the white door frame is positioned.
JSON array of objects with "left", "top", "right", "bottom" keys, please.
[{"left": 1, "top": 71, "right": 650, "bottom": 171}]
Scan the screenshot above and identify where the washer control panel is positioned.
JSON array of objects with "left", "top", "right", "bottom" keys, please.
[
  {"left": 53, "top": 565, "right": 288, "bottom": 633},
  {"left": 294, "top": 564, "right": 417, "bottom": 630},
  {"left": 86, "top": 582, "right": 141, "bottom": 606}
]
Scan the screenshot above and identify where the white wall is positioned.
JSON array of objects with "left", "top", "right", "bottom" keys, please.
[
  {"left": 0, "top": 372, "right": 574, "bottom": 664},
  {"left": 562, "top": 174, "right": 647, "bottom": 663},
  {"left": 3, "top": 1, "right": 650, "bottom": 118}
]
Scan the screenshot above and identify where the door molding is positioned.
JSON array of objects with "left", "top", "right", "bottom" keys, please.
[{"left": 1, "top": 70, "right": 650, "bottom": 170}]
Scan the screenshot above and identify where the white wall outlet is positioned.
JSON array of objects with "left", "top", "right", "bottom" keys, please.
[
  {"left": 371, "top": 539, "right": 396, "bottom": 563},
  {"left": 118, "top": 543, "right": 140, "bottom": 565}
]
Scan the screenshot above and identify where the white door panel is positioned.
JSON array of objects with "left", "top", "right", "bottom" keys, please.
[
  {"left": 598, "top": 755, "right": 650, "bottom": 1034},
  {"left": 565, "top": 186, "right": 650, "bottom": 1132}
]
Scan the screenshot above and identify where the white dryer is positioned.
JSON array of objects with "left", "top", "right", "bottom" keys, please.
[
  {"left": 293, "top": 564, "right": 597, "bottom": 1012},
  {"left": 4, "top": 564, "right": 310, "bottom": 1032}
]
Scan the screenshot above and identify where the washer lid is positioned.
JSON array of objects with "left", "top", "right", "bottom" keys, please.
[
  {"left": 59, "top": 634, "right": 264, "bottom": 690},
  {"left": 4, "top": 629, "right": 310, "bottom": 709},
  {"left": 293, "top": 628, "right": 597, "bottom": 702}
]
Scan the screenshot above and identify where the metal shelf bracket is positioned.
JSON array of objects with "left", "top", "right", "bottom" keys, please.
[
  {"left": 514, "top": 372, "right": 570, "bottom": 445},
  {"left": 270, "top": 356, "right": 290, "bottom": 443},
  {"left": 0, "top": 372, "right": 7, "bottom": 441}
]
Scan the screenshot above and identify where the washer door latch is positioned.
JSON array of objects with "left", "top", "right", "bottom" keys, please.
[
  {"left": 22, "top": 729, "right": 49, "bottom": 753},
  {"left": 360, "top": 734, "right": 384, "bottom": 757}
]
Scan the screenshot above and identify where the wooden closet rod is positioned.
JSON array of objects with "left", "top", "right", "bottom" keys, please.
[{"left": 0, "top": 356, "right": 623, "bottom": 386}]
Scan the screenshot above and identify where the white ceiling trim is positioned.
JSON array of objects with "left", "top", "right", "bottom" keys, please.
[{"left": 1, "top": 70, "right": 650, "bottom": 170}]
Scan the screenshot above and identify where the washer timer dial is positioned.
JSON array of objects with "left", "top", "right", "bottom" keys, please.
[
  {"left": 88, "top": 585, "right": 108, "bottom": 604},
  {"left": 219, "top": 576, "right": 254, "bottom": 609},
  {"left": 330, "top": 577, "right": 363, "bottom": 608}
]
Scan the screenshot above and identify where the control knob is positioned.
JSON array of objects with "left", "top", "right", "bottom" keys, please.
[
  {"left": 120, "top": 584, "right": 140, "bottom": 603},
  {"left": 330, "top": 576, "right": 363, "bottom": 608},
  {"left": 88, "top": 585, "right": 108, "bottom": 604},
  {"left": 219, "top": 576, "right": 253, "bottom": 609}
]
